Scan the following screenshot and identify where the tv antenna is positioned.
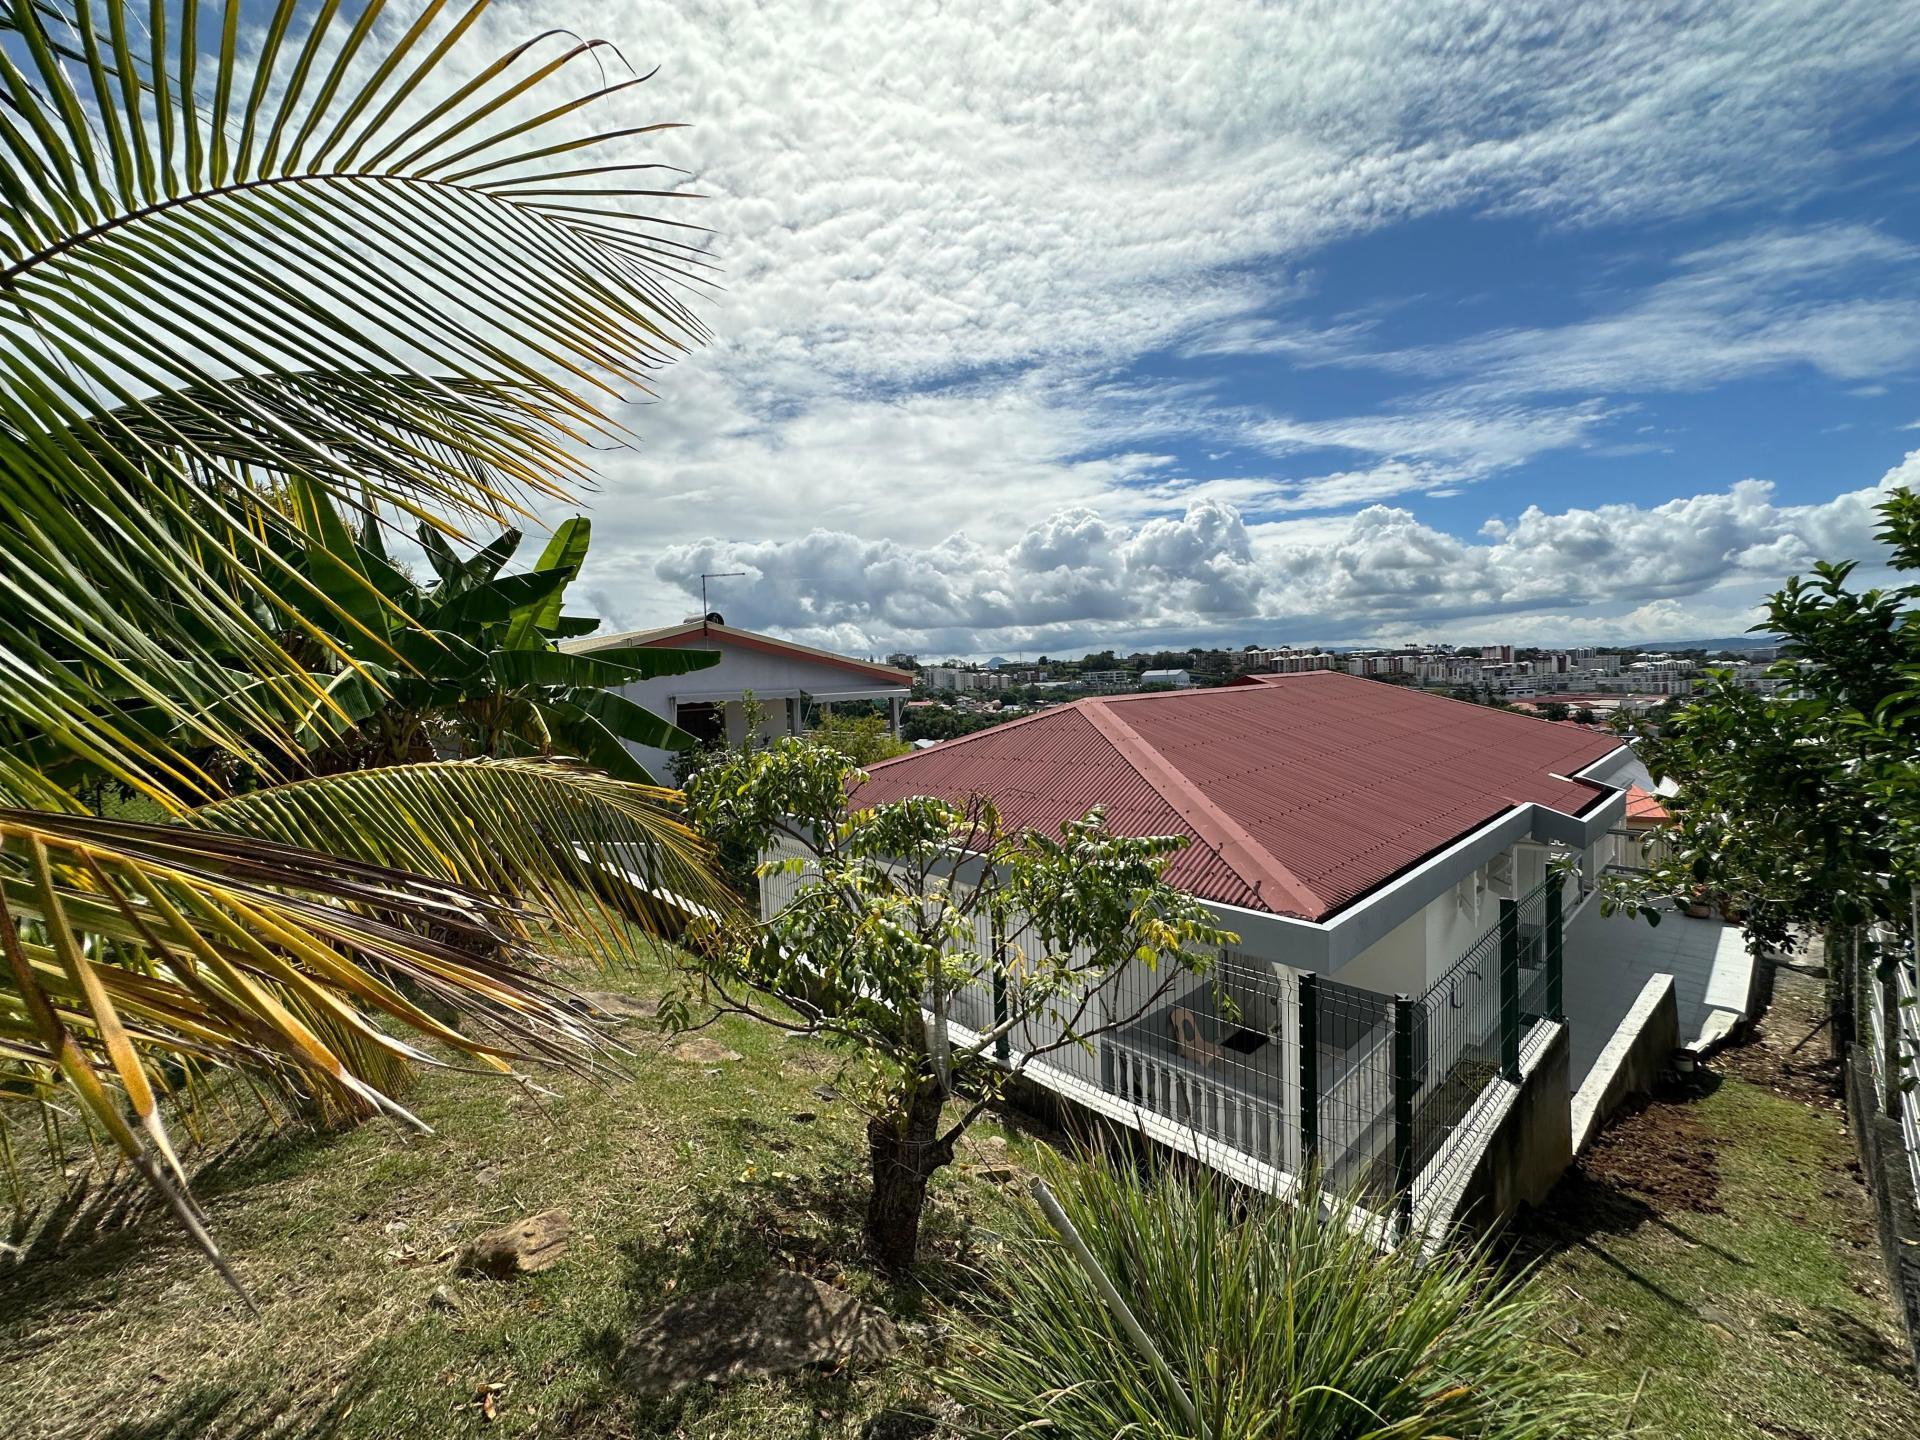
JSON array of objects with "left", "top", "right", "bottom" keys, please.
[{"left": 699, "top": 572, "right": 746, "bottom": 636}]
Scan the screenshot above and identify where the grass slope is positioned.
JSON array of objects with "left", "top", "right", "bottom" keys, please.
[
  {"left": 1, "top": 950, "right": 1031, "bottom": 1439},
  {"left": 1514, "top": 966, "right": 1920, "bottom": 1440}
]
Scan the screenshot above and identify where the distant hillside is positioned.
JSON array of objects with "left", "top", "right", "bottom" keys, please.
[{"left": 1635, "top": 635, "right": 1782, "bottom": 652}]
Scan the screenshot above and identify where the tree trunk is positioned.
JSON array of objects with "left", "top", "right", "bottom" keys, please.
[{"left": 864, "top": 1079, "right": 953, "bottom": 1272}]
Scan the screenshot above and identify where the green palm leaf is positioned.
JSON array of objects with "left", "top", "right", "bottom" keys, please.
[
  {"left": 0, "top": 0, "right": 712, "bottom": 795},
  {"left": 188, "top": 758, "right": 741, "bottom": 959}
]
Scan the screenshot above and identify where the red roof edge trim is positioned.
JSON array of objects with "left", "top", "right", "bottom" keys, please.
[{"left": 635, "top": 624, "right": 910, "bottom": 688}]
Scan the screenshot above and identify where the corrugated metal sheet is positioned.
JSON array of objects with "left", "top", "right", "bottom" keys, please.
[{"left": 854, "top": 672, "right": 1623, "bottom": 922}]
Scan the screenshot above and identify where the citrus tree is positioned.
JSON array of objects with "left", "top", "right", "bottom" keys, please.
[
  {"left": 0, "top": 0, "right": 731, "bottom": 1291},
  {"left": 1614, "top": 486, "right": 1920, "bottom": 953},
  {"left": 680, "top": 739, "right": 1234, "bottom": 1271}
]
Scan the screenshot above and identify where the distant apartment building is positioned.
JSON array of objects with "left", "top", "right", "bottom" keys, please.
[{"left": 1140, "top": 668, "right": 1194, "bottom": 688}]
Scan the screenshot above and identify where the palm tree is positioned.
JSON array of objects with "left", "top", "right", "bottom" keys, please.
[{"left": 0, "top": 0, "right": 730, "bottom": 1295}]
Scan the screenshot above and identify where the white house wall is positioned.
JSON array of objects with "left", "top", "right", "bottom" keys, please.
[{"left": 614, "top": 637, "right": 902, "bottom": 778}]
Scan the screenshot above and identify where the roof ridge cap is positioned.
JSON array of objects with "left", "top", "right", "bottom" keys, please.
[{"left": 1080, "top": 698, "right": 1325, "bottom": 919}]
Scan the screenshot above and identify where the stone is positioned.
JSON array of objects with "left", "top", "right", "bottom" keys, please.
[
  {"left": 861, "top": 1410, "right": 939, "bottom": 1440},
  {"left": 790, "top": 1111, "right": 817, "bottom": 1125},
  {"left": 617, "top": 1269, "right": 899, "bottom": 1397},
  {"left": 427, "top": 1284, "right": 459, "bottom": 1313},
  {"left": 456, "top": 1209, "right": 571, "bottom": 1279},
  {"left": 572, "top": 990, "right": 659, "bottom": 1022},
  {"left": 671, "top": 1038, "right": 743, "bottom": 1064},
  {"left": 812, "top": 1084, "right": 841, "bottom": 1102},
  {"left": 963, "top": 1163, "right": 1021, "bottom": 1186}
]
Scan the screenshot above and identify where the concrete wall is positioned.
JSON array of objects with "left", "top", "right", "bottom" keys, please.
[
  {"left": 1438, "top": 1023, "right": 1573, "bottom": 1239},
  {"left": 1570, "top": 973, "right": 1679, "bottom": 1153},
  {"left": 1325, "top": 846, "right": 1513, "bottom": 995}
]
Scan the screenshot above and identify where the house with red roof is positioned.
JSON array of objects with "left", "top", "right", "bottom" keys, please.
[
  {"left": 565, "top": 618, "right": 912, "bottom": 779},
  {"left": 778, "top": 670, "right": 1693, "bottom": 1234}
]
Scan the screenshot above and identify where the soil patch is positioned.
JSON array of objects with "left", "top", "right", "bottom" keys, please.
[{"left": 1575, "top": 1084, "right": 1723, "bottom": 1215}]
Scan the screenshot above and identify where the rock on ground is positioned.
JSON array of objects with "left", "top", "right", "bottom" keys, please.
[
  {"left": 617, "top": 1269, "right": 899, "bottom": 1396},
  {"left": 671, "top": 1037, "right": 743, "bottom": 1064},
  {"left": 573, "top": 991, "right": 660, "bottom": 1022},
  {"left": 456, "top": 1209, "right": 571, "bottom": 1279}
]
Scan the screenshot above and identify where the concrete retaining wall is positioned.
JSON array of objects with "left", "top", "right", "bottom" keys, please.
[
  {"left": 1571, "top": 974, "right": 1679, "bottom": 1153},
  {"left": 1845, "top": 1042, "right": 1920, "bottom": 1385},
  {"left": 1440, "top": 1023, "right": 1573, "bottom": 1239}
]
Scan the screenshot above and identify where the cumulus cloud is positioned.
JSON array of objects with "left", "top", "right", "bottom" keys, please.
[
  {"left": 407, "top": 1, "right": 1920, "bottom": 648},
  {"left": 650, "top": 455, "right": 1916, "bottom": 655}
]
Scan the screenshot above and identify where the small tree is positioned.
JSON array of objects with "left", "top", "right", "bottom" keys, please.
[
  {"left": 1611, "top": 486, "right": 1920, "bottom": 953},
  {"left": 808, "top": 709, "right": 913, "bottom": 765},
  {"left": 679, "top": 739, "right": 1234, "bottom": 1270}
]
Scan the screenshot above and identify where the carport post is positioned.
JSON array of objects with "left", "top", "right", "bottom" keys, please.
[
  {"left": 1298, "top": 973, "right": 1319, "bottom": 1162},
  {"left": 1392, "top": 993, "right": 1415, "bottom": 1240}
]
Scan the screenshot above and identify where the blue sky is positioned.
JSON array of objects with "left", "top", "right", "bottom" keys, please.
[{"left": 501, "top": 0, "right": 1920, "bottom": 658}]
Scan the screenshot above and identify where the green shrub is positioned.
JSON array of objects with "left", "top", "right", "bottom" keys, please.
[{"left": 945, "top": 1151, "right": 1609, "bottom": 1439}]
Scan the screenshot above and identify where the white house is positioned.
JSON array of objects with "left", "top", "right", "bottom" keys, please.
[
  {"left": 1140, "top": 667, "right": 1194, "bottom": 688},
  {"left": 761, "top": 671, "right": 1748, "bottom": 1237},
  {"left": 565, "top": 619, "right": 912, "bottom": 779}
]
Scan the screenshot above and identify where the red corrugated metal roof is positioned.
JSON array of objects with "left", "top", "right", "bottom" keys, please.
[
  {"left": 1624, "top": 784, "right": 1670, "bottom": 822},
  {"left": 854, "top": 671, "right": 1625, "bottom": 922}
]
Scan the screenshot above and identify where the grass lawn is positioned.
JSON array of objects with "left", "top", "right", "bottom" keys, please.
[
  {"left": 1, "top": 947, "right": 1035, "bottom": 1440},
  {"left": 9, "top": 950, "right": 1919, "bottom": 1439},
  {"left": 1511, "top": 964, "right": 1920, "bottom": 1440}
]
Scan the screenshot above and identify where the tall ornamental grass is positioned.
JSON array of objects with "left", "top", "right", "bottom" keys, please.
[{"left": 945, "top": 1151, "right": 1610, "bottom": 1439}]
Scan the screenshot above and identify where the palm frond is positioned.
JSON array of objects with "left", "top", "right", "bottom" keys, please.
[
  {"left": 0, "top": 0, "right": 711, "bottom": 794},
  {"left": 0, "top": 800, "right": 631, "bottom": 1295},
  {"left": 187, "top": 758, "right": 743, "bottom": 959}
]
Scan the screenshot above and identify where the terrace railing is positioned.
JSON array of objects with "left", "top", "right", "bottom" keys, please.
[{"left": 915, "top": 872, "right": 1571, "bottom": 1239}]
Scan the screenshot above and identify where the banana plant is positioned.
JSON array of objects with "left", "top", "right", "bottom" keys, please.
[{"left": 262, "top": 511, "right": 718, "bottom": 783}]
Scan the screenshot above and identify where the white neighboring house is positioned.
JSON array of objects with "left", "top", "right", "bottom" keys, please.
[
  {"left": 758, "top": 671, "right": 1740, "bottom": 1238},
  {"left": 1140, "top": 667, "right": 1193, "bottom": 687},
  {"left": 563, "top": 618, "right": 912, "bottom": 779}
]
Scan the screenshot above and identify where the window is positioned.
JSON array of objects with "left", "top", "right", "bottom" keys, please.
[{"left": 675, "top": 701, "right": 725, "bottom": 744}]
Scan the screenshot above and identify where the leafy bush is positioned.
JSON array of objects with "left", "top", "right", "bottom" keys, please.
[
  {"left": 808, "top": 710, "right": 912, "bottom": 764},
  {"left": 945, "top": 1151, "right": 1609, "bottom": 1439}
]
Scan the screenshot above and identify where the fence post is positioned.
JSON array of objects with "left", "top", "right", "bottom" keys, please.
[
  {"left": 1393, "top": 994, "right": 1415, "bottom": 1241},
  {"left": 1877, "top": 933, "right": 1901, "bottom": 1121},
  {"left": 1545, "top": 879, "right": 1565, "bottom": 1023},
  {"left": 1298, "top": 972, "right": 1320, "bottom": 1165},
  {"left": 1499, "top": 897, "right": 1521, "bottom": 1081},
  {"left": 990, "top": 916, "right": 1011, "bottom": 1065}
]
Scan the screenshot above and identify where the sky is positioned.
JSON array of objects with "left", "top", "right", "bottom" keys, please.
[{"left": 479, "top": 0, "right": 1920, "bottom": 659}]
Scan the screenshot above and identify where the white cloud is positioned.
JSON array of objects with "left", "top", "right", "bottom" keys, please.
[
  {"left": 647, "top": 454, "right": 1916, "bottom": 655},
  {"left": 1375, "top": 225, "right": 1920, "bottom": 401},
  {"left": 412, "top": 1, "right": 1920, "bottom": 646}
]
